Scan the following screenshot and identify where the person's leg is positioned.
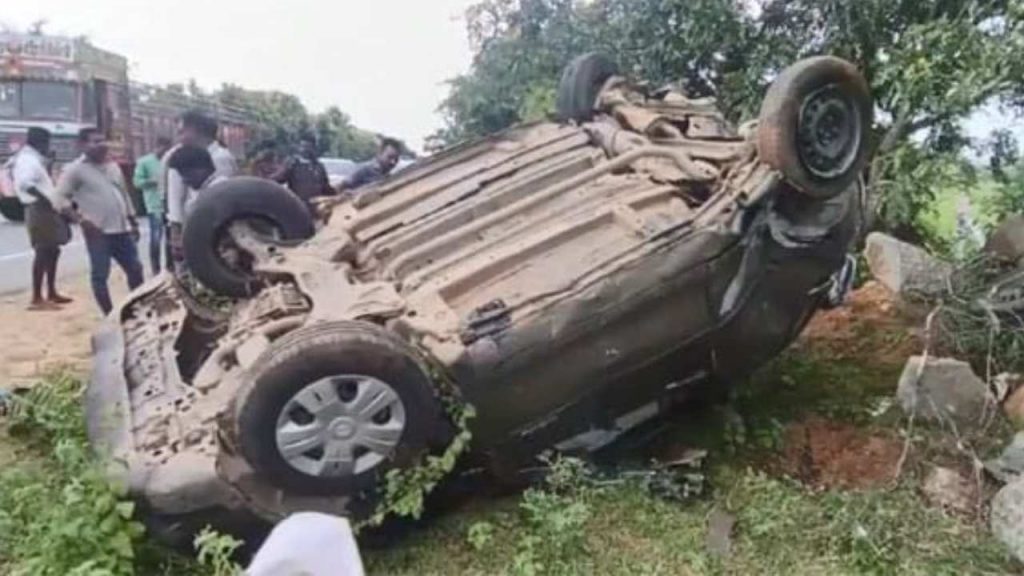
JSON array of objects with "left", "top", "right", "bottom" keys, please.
[
  {"left": 30, "top": 247, "right": 47, "bottom": 305},
  {"left": 148, "top": 213, "right": 163, "bottom": 275},
  {"left": 109, "top": 233, "right": 145, "bottom": 291},
  {"left": 84, "top": 232, "right": 114, "bottom": 314},
  {"left": 45, "top": 246, "right": 71, "bottom": 303}
]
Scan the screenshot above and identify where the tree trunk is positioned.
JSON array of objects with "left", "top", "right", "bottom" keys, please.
[{"left": 861, "top": 112, "right": 913, "bottom": 238}]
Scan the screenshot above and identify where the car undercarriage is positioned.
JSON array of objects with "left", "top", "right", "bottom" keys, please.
[{"left": 87, "top": 54, "right": 872, "bottom": 531}]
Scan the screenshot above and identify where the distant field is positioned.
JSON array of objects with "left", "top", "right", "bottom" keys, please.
[{"left": 919, "top": 174, "right": 1001, "bottom": 248}]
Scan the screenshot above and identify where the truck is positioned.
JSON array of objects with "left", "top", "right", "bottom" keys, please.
[{"left": 0, "top": 32, "right": 254, "bottom": 221}]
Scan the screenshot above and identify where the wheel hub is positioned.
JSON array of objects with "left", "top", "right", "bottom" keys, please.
[
  {"left": 797, "top": 84, "right": 861, "bottom": 180},
  {"left": 329, "top": 417, "right": 357, "bottom": 440},
  {"left": 274, "top": 374, "right": 406, "bottom": 478}
]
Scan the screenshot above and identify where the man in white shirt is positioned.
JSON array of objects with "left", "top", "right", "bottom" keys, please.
[
  {"left": 10, "top": 127, "right": 71, "bottom": 310},
  {"left": 55, "top": 128, "right": 144, "bottom": 315},
  {"left": 163, "top": 109, "right": 238, "bottom": 263}
]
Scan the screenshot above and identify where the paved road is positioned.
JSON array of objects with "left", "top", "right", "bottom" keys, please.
[{"left": 0, "top": 219, "right": 156, "bottom": 295}]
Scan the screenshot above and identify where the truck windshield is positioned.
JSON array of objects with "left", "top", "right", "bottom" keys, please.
[
  {"left": 21, "top": 82, "right": 77, "bottom": 121},
  {"left": 0, "top": 82, "right": 18, "bottom": 118}
]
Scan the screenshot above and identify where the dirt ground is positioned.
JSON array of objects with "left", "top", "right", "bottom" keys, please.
[
  {"left": 800, "top": 280, "right": 923, "bottom": 365},
  {"left": 776, "top": 416, "right": 905, "bottom": 490},
  {"left": 0, "top": 272, "right": 130, "bottom": 388}
]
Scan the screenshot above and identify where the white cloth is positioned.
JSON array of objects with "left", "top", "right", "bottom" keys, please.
[
  {"left": 9, "top": 146, "right": 55, "bottom": 205},
  {"left": 246, "top": 512, "right": 365, "bottom": 576},
  {"left": 165, "top": 141, "right": 239, "bottom": 224},
  {"left": 54, "top": 157, "right": 135, "bottom": 234}
]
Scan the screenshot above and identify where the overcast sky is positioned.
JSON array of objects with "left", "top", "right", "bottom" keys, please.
[{"left": 2, "top": 0, "right": 478, "bottom": 151}]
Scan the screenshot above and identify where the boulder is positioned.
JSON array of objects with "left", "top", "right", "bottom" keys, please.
[
  {"left": 986, "top": 215, "right": 1024, "bottom": 265},
  {"left": 991, "top": 478, "right": 1024, "bottom": 563},
  {"left": 1004, "top": 384, "right": 1024, "bottom": 430},
  {"left": 986, "top": 432, "right": 1024, "bottom": 485},
  {"left": 865, "top": 232, "right": 952, "bottom": 299},
  {"left": 921, "top": 466, "right": 973, "bottom": 514},
  {"left": 897, "top": 356, "right": 993, "bottom": 427}
]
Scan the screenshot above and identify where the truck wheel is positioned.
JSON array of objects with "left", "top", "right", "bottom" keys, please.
[
  {"left": 0, "top": 197, "right": 25, "bottom": 223},
  {"left": 758, "top": 56, "right": 872, "bottom": 199},
  {"left": 182, "top": 177, "right": 313, "bottom": 297},
  {"left": 556, "top": 53, "right": 619, "bottom": 123},
  {"left": 234, "top": 321, "right": 449, "bottom": 497}
]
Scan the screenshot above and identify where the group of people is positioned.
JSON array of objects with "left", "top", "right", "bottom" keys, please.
[{"left": 6, "top": 108, "right": 404, "bottom": 315}]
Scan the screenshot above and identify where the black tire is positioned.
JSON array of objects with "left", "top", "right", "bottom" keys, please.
[
  {"left": 182, "top": 177, "right": 314, "bottom": 297},
  {"left": 233, "top": 321, "right": 448, "bottom": 497},
  {"left": 0, "top": 197, "right": 25, "bottom": 222},
  {"left": 556, "top": 53, "right": 620, "bottom": 123},
  {"left": 758, "top": 56, "right": 872, "bottom": 199}
]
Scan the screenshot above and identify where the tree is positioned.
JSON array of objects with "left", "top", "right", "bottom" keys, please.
[
  {"left": 314, "top": 107, "right": 378, "bottom": 160},
  {"left": 213, "top": 85, "right": 377, "bottom": 160},
  {"left": 436, "top": 0, "right": 1024, "bottom": 242}
]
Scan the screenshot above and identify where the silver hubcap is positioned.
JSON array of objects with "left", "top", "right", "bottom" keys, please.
[{"left": 275, "top": 375, "right": 406, "bottom": 478}]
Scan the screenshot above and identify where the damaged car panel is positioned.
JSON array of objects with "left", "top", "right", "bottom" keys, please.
[{"left": 88, "top": 54, "right": 872, "bottom": 527}]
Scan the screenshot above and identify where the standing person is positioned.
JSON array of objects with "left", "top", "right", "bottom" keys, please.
[
  {"left": 335, "top": 137, "right": 403, "bottom": 195},
  {"left": 271, "top": 132, "right": 332, "bottom": 209},
  {"left": 166, "top": 144, "right": 226, "bottom": 211},
  {"left": 248, "top": 140, "right": 280, "bottom": 179},
  {"left": 56, "top": 128, "right": 144, "bottom": 315},
  {"left": 133, "top": 136, "right": 173, "bottom": 275},
  {"left": 165, "top": 109, "right": 238, "bottom": 265},
  {"left": 10, "top": 127, "right": 71, "bottom": 310}
]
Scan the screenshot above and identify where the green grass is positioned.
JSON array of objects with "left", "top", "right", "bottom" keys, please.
[{"left": 365, "top": 465, "right": 1014, "bottom": 575}]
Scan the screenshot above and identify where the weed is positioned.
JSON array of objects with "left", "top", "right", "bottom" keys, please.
[
  {"left": 194, "top": 527, "right": 243, "bottom": 576},
  {"left": 466, "top": 520, "right": 496, "bottom": 551},
  {"left": 0, "top": 373, "right": 147, "bottom": 576},
  {"left": 511, "top": 456, "right": 597, "bottom": 576},
  {"left": 360, "top": 400, "right": 475, "bottom": 529}
]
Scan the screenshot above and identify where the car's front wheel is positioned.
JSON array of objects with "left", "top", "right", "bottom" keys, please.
[{"left": 232, "top": 321, "right": 449, "bottom": 498}]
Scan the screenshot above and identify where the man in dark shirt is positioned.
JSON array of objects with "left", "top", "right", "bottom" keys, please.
[
  {"left": 336, "top": 137, "right": 402, "bottom": 196},
  {"left": 271, "top": 133, "right": 332, "bottom": 209}
]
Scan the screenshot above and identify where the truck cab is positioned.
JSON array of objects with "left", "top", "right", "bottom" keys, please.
[{"left": 0, "top": 33, "right": 131, "bottom": 221}]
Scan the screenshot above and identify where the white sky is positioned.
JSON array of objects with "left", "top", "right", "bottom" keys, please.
[{"left": 2, "top": 0, "right": 478, "bottom": 151}]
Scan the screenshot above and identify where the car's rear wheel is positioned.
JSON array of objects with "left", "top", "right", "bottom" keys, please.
[
  {"left": 758, "top": 56, "right": 872, "bottom": 199},
  {"left": 556, "top": 53, "right": 620, "bottom": 123},
  {"left": 234, "top": 321, "right": 448, "bottom": 497},
  {"left": 182, "top": 177, "right": 314, "bottom": 298},
  {"left": 0, "top": 197, "right": 24, "bottom": 222}
]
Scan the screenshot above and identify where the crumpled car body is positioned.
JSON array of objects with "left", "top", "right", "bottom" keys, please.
[{"left": 87, "top": 55, "right": 868, "bottom": 532}]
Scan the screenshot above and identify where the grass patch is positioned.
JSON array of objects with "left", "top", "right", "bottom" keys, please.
[
  {"left": 0, "top": 373, "right": 211, "bottom": 576},
  {"left": 366, "top": 461, "right": 1014, "bottom": 575}
]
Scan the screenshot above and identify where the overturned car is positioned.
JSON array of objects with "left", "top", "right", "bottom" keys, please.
[{"left": 88, "top": 54, "right": 872, "bottom": 532}]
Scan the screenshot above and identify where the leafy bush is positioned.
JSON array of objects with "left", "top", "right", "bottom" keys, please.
[{"left": 0, "top": 373, "right": 147, "bottom": 576}]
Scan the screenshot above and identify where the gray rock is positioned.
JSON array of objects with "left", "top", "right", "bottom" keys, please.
[
  {"left": 986, "top": 215, "right": 1024, "bottom": 265},
  {"left": 921, "top": 466, "right": 973, "bottom": 514},
  {"left": 991, "top": 478, "right": 1024, "bottom": 563},
  {"left": 865, "top": 232, "right": 952, "bottom": 299},
  {"left": 705, "top": 507, "right": 735, "bottom": 559},
  {"left": 986, "top": 432, "right": 1024, "bottom": 484},
  {"left": 897, "top": 356, "right": 993, "bottom": 427}
]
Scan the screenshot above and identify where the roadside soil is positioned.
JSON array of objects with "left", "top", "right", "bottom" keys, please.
[{"left": 0, "top": 272, "right": 130, "bottom": 387}]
